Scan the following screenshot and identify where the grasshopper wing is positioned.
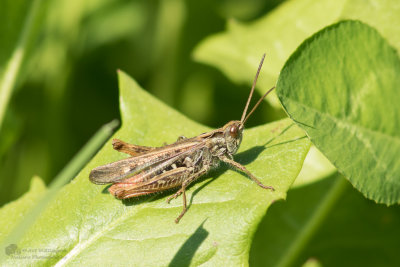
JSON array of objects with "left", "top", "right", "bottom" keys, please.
[{"left": 89, "top": 139, "right": 205, "bottom": 184}]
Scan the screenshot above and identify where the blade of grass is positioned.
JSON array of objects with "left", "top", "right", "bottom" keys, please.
[{"left": 49, "top": 119, "right": 119, "bottom": 188}]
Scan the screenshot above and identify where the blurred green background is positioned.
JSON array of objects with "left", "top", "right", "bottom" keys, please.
[{"left": 0, "top": 0, "right": 285, "bottom": 205}]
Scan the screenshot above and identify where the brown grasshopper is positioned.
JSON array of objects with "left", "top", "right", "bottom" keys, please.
[{"left": 89, "top": 54, "right": 275, "bottom": 223}]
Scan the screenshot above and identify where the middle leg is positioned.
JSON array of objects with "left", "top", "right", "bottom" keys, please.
[{"left": 168, "top": 168, "right": 208, "bottom": 223}]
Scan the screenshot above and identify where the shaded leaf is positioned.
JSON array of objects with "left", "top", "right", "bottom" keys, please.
[
  {"left": 250, "top": 173, "right": 400, "bottom": 267},
  {"left": 2, "top": 72, "right": 310, "bottom": 266},
  {"left": 277, "top": 21, "right": 400, "bottom": 204}
]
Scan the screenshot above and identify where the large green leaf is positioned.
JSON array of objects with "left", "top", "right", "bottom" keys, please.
[
  {"left": 193, "top": 0, "right": 400, "bottom": 106},
  {"left": 277, "top": 20, "right": 400, "bottom": 204},
  {"left": 1, "top": 72, "right": 310, "bottom": 266}
]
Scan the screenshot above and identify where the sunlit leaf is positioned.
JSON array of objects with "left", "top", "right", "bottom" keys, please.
[
  {"left": 0, "top": 177, "right": 46, "bottom": 244},
  {"left": 2, "top": 72, "right": 310, "bottom": 265}
]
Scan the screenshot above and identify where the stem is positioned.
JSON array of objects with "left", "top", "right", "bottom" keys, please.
[
  {"left": 0, "top": 0, "right": 43, "bottom": 132},
  {"left": 276, "top": 175, "right": 348, "bottom": 267}
]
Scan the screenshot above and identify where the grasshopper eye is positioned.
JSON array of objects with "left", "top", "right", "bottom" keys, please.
[{"left": 229, "top": 125, "right": 239, "bottom": 138}]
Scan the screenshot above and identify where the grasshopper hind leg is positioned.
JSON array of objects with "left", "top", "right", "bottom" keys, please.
[{"left": 219, "top": 155, "right": 275, "bottom": 190}]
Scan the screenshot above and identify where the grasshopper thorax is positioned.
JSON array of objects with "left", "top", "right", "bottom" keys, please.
[{"left": 223, "top": 120, "right": 244, "bottom": 155}]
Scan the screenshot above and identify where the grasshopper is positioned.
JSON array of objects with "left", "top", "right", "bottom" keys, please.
[{"left": 89, "top": 54, "right": 275, "bottom": 223}]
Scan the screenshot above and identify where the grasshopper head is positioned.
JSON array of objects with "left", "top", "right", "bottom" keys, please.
[
  {"left": 223, "top": 120, "right": 244, "bottom": 154},
  {"left": 221, "top": 54, "right": 275, "bottom": 156}
]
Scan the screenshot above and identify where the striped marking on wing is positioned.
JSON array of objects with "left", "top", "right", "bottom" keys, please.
[{"left": 89, "top": 139, "right": 206, "bottom": 184}]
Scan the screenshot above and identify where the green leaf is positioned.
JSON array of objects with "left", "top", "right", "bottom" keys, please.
[
  {"left": 341, "top": 0, "right": 400, "bottom": 52},
  {"left": 193, "top": 0, "right": 400, "bottom": 107},
  {"left": 0, "top": 177, "right": 46, "bottom": 244},
  {"left": 277, "top": 20, "right": 400, "bottom": 204},
  {"left": 250, "top": 173, "right": 400, "bottom": 267},
  {"left": 2, "top": 72, "right": 310, "bottom": 266}
]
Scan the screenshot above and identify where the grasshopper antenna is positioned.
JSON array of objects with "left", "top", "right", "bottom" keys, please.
[
  {"left": 240, "top": 53, "right": 266, "bottom": 123},
  {"left": 243, "top": 86, "right": 275, "bottom": 125}
]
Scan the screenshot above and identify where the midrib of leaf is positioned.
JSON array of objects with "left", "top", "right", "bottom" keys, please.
[
  {"left": 284, "top": 97, "right": 399, "bottom": 181},
  {"left": 275, "top": 175, "right": 348, "bottom": 267},
  {"left": 0, "top": 0, "right": 44, "bottom": 131},
  {"left": 284, "top": 98, "right": 400, "bottom": 145},
  {"left": 53, "top": 177, "right": 249, "bottom": 265}
]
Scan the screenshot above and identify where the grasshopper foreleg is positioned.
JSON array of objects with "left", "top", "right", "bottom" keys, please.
[{"left": 219, "top": 155, "right": 275, "bottom": 191}]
